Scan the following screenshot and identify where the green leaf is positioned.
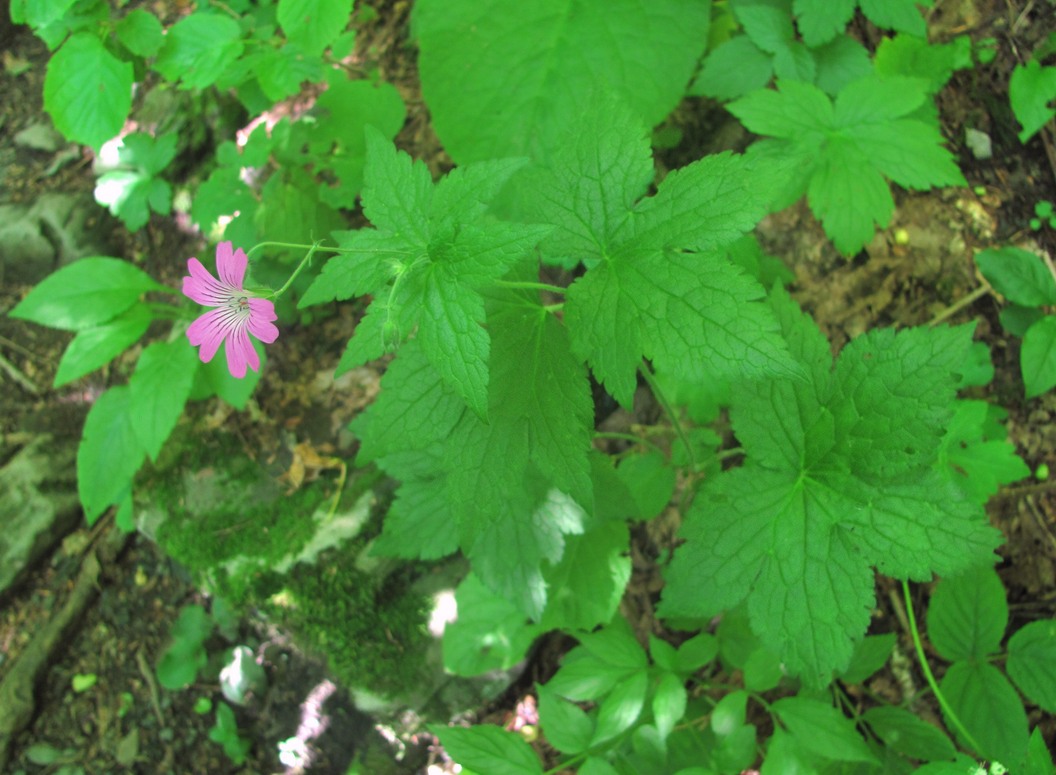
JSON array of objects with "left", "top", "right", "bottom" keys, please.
[
  {"left": 732, "top": 0, "right": 794, "bottom": 55},
  {"left": 154, "top": 13, "right": 244, "bottom": 90},
  {"left": 1022, "top": 316, "right": 1056, "bottom": 398},
  {"left": 793, "top": 0, "right": 857, "bottom": 47},
  {"left": 115, "top": 9, "right": 164, "bottom": 57},
  {"left": 129, "top": 340, "right": 198, "bottom": 461},
  {"left": 1010, "top": 60, "right": 1056, "bottom": 143},
  {"left": 156, "top": 605, "right": 211, "bottom": 690},
  {"left": 442, "top": 574, "right": 543, "bottom": 677},
  {"left": 540, "top": 104, "right": 795, "bottom": 404},
  {"left": 430, "top": 725, "right": 543, "bottom": 775},
  {"left": 548, "top": 621, "right": 648, "bottom": 701},
  {"left": 771, "top": 697, "right": 877, "bottom": 764},
  {"left": 675, "top": 634, "right": 719, "bottom": 674},
  {"left": 692, "top": 36, "right": 774, "bottom": 101},
  {"left": 840, "top": 633, "right": 895, "bottom": 683},
  {"left": 21, "top": 251, "right": 108, "bottom": 322},
  {"left": 537, "top": 682, "right": 594, "bottom": 755},
  {"left": 874, "top": 34, "right": 972, "bottom": 93},
  {"left": 652, "top": 672, "right": 687, "bottom": 741},
  {"left": 277, "top": 0, "right": 352, "bottom": 56},
  {"left": 863, "top": 705, "right": 956, "bottom": 762},
  {"left": 938, "top": 400, "right": 1029, "bottom": 503},
  {"left": 1026, "top": 727, "right": 1056, "bottom": 775},
  {"left": 859, "top": 0, "right": 931, "bottom": 38},
  {"left": 812, "top": 36, "right": 872, "bottom": 96},
  {"left": 43, "top": 33, "right": 133, "bottom": 151},
  {"left": 192, "top": 341, "right": 264, "bottom": 409},
  {"left": 414, "top": 0, "right": 709, "bottom": 163},
  {"left": 77, "top": 386, "right": 146, "bottom": 524},
  {"left": 592, "top": 671, "right": 648, "bottom": 745},
  {"left": 660, "top": 289, "right": 1001, "bottom": 684},
  {"left": 539, "top": 520, "right": 631, "bottom": 632},
  {"left": 54, "top": 305, "right": 152, "bottom": 387},
  {"left": 976, "top": 247, "right": 1056, "bottom": 307},
  {"left": 1007, "top": 618, "right": 1056, "bottom": 713},
  {"left": 730, "top": 76, "right": 964, "bottom": 255},
  {"left": 941, "top": 661, "right": 1029, "bottom": 767}
]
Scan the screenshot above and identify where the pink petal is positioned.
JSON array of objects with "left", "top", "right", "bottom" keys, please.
[
  {"left": 216, "top": 241, "right": 247, "bottom": 288},
  {"left": 247, "top": 298, "right": 279, "bottom": 343},
  {"left": 225, "top": 327, "right": 257, "bottom": 378},
  {"left": 187, "top": 308, "right": 233, "bottom": 363},
  {"left": 183, "top": 258, "right": 231, "bottom": 306}
]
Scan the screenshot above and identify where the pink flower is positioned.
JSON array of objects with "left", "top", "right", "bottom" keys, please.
[{"left": 182, "top": 242, "right": 279, "bottom": 378}]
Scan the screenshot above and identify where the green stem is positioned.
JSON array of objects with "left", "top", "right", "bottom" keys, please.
[
  {"left": 901, "top": 580, "right": 985, "bottom": 754},
  {"left": 495, "top": 279, "right": 567, "bottom": 295},
  {"left": 150, "top": 303, "right": 196, "bottom": 321},
  {"left": 245, "top": 241, "right": 350, "bottom": 261},
  {"left": 639, "top": 361, "right": 697, "bottom": 472},
  {"left": 593, "top": 431, "right": 666, "bottom": 457},
  {"left": 544, "top": 754, "right": 587, "bottom": 775},
  {"left": 928, "top": 285, "right": 989, "bottom": 326},
  {"left": 268, "top": 242, "right": 323, "bottom": 301}
]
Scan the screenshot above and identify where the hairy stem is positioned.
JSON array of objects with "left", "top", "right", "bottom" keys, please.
[{"left": 639, "top": 362, "right": 697, "bottom": 473}]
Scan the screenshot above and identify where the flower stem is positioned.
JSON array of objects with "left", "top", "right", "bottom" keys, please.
[
  {"left": 901, "top": 580, "right": 984, "bottom": 754},
  {"left": 639, "top": 361, "right": 697, "bottom": 472},
  {"left": 245, "top": 241, "right": 350, "bottom": 260},
  {"left": 268, "top": 242, "right": 323, "bottom": 301}
]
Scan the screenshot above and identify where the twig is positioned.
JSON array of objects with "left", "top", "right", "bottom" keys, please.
[
  {"left": 135, "top": 649, "right": 166, "bottom": 727},
  {"left": 0, "top": 350, "right": 40, "bottom": 395},
  {"left": 928, "top": 284, "right": 990, "bottom": 326}
]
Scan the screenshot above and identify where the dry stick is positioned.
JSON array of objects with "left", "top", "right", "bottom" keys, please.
[
  {"left": 928, "top": 284, "right": 990, "bottom": 327},
  {"left": 0, "top": 350, "right": 40, "bottom": 395}
]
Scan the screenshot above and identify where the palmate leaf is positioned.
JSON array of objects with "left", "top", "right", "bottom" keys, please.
[
  {"left": 730, "top": 75, "right": 965, "bottom": 255},
  {"left": 413, "top": 0, "right": 709, "bottom": 164},
  {"left": 660, "top": 287, "right": 1001, "bottom": 685},
  {"left": 301, "top": 129, "right": 548, "bottom": 418},
  {"left": 521, "top": 98, "right": 796, "bottom": 406},
  {"left": 355, "top": 286, "right": 593, "bottom": 618}
]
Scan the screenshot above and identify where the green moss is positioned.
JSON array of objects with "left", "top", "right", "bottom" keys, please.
[{"left": 264, "top": 546, "right": 432, "bottom": 699}]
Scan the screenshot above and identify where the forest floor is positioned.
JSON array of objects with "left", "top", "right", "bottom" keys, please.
[{"left": 1, "top": 1, "right": 1056, "bottom": 774}]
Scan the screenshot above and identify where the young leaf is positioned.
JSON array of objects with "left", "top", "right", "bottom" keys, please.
[
  {"left": 10, "top": 257, "right": 167, "bottom": 331},
  {"left": 153, "top": 13, "right": 243, "bottom": 90},
  {"left": 940, "top": 661, "right": 1029, "bottom": 768},
  {"left": 277, "top": 0, "right": 351, "bottom": 56},
  {"left": 1021, "top": 316, "right": 1056, "bottom": 398},
  {"left": 430, "top": 725, "right": 543, "bottom": 775},
  {"left": 77, "top": 386, "right": 146, "bottom": 524},
  {"left": 863, "top": 705, "right": 956, "bottom": 762},
  {"left": 129, "top": 339, "right": 199, "bottom": 461},
  {"left": 591, "top": 671, "right": 648, "bottom": 746},
  {"left": 1006, "top": 619, "right": 1056, "bottom": 714},
  {"left": 43, "top": 33, "right": 133, "bottom": 151},
  {"left": 442, "top": 574, "right": 543, "bottom": 677},
  {"left": 539, "top": 520, "right": 631, "bottom": 632},
  {"left": 792, "top": 0, "right": 857, "bottom": 47},
  {"left": 115, "top": 9, "right": 164, "bottom": 57},
  {"left": 1026, "top": 727, "right": 1056, "bottom": 774},
  {"left": 413, "top": 0, "right": 709, "bottom": 163},
  {"left": 53, "top": 306, "right": 152, "bottom": 387},
  {"left": 537, "top": 682, "right": 594, "bottom": 755},
  {"left": 1009, "top": 60, "right": 1056, "bottom": 143},
  {"left": 937, "top": 400, "right": 1029, "bottom": 503},
  {"left": 975, "top": 247, "right": 1056, "bottom": 307},
  {"left": 729, "top": 76, "right": 965, "bottom": 255},
  {"left": 840, "top": 633, "right": 896, "bottom": 684},
  {"left": 771, "top": 697, "right": 877, "bottom": 764},
  {"left": 660, "top": 288, "right": 1001, "bottom": 684},
  {"left": 652, "top": 672, "right": 687, "bottom": 742}
]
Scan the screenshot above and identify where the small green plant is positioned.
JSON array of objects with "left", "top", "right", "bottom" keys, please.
[
  {"left": 975, "top": 247, "right": 1056, "bottom": 398},
  {"left": 1030, "top": 200, "right": 1056, "bottom": 231},
  {"left": 1010, "top": 57, "right": 1056, "bottom": 143},
  {"left": 93, "top": 132, "right": 177, "bottom": 231},
  {"left": 156, "top": 604, "right": 213, "bottom": 691},
  {"left": 209, "top": 702, "right": 251, "bottom": 765}
]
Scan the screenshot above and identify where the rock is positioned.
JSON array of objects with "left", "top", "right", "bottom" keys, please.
[
  {"left": 0, "top": 192, "right": 118, "bottom": 285},
  {"left": 14, "top": 123, "right": 65, "bottom": 153},
  {"left": 0, "top": 436, "right": 80, "bottom": 603}
]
